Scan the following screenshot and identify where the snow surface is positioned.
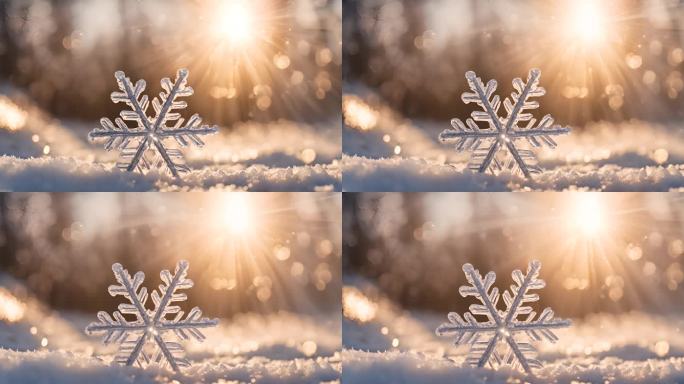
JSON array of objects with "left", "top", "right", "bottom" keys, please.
[
  {"left": 343, "top": 278, "right": 684, "bottom": 384},
  {"left": 0, "top": 274, "right": 341, "bottom": 383},
  {"left": 342, "top": 87, "right": 684, "bottom": 191},
  {"left": 0, "top": 87, "right": 340, "bottom": 191}
]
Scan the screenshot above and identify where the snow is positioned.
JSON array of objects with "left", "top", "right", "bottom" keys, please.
[
  {"left": 0, "top": 274, "right": 341, "bottom": 383},
  {"left": 342, "top": 278, "right": 684, "bottom": 384},
  {"left": 342, "top": 87, "right": 684, "bottom": 191},
  {"left": 0, "top": 87, "right": 340, "bottom": 191}
]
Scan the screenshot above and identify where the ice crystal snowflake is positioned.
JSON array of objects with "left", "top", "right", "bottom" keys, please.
[
  {"left": 85, "top": 260, "right": 218, "bottom": 372},
  {"left": 439, "top": 69, "right": 570, "bottom": 178},
  {"left": 436, "top": 260, "right": 570, "bottom": 373},
  {"left": 89, "top": 69, "right": 218, "bottom": 178}
]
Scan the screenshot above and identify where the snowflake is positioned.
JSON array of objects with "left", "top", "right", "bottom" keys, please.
[
  {"left": 89, "top": 69, "right": 218, "bottom": 178},
  {"left": 85, "top": 260, "right": 218, "bottom": 372},
  {"left": 435, "top": 260, "right": 570, "bottom": 373},
  {"left": 439, "top": 69, "right": 570, "bottom": 178}
]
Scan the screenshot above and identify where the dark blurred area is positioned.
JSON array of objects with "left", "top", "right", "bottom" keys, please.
[
  {"left": 343, "top": 0, "right": 684, "bottom": 126},
  {"left": 344, "top": 193, "right": 684, "bottom": 317},
  {"left": 0, "top": 0, "right": 341, "bottom": 126},
  {"left": 0, "top": 193, "right": 341, "bottom": 317}
]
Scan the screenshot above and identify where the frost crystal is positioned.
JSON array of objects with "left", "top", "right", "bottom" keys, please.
[
  {"left": 89, "top": 69, "right": 218, "bottom": 178},
  {"left": 436, "top": 260, "right": 570, "bottom": 373},
  {"left": 439, "top": 69, "right": 570, "bottom": 178},
  {"left": 86, "top": 260, "right": 218, "bottom": 372}
]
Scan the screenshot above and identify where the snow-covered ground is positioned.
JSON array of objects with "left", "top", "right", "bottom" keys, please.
[
  {"left": 342, "top": 278, "right": 684, "bottom": 384},
  {"left": 342, "top": 88, "right": 684, "bottom": 191},
  {"left": 0, "top": 274, "right": 341, "bottom": 384},
  {"left": 0, "top": 87, "right": 341, "bottom": 191}
]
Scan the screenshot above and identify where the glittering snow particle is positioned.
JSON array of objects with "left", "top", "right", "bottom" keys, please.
[
  {"left": 436, "top": 260, "right": 570, "bottom": 373},
  {"left": 439, "top": 69, "right": 570, "bottom": 178},
  {"left": 86, "top": 260, "right": 218, "bottom": 372},
  {"left": 89, "top": 69, "right": 218, "bottom": 178}
]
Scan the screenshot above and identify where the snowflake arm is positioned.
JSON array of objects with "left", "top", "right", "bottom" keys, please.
[
  {"left": 148, "top": 261, "right": 218, "bottom": 371},
  {"left": 85, "top": 263, "right": 153, "bottom": 366},
  {"left": 85, "top": 263, "right": 150, "bottom": 336},
  {"left": 437, "top": 263, "right": 505, "bottom": 367},
  {"left": 502, "top": 69, "right": 545, "bottom": 133},
  {"left": 439, "top": 71, "right": 505, "bottom": 173},
  {"left": 458, "top": 263, "right": 501, "bottom": 325}
]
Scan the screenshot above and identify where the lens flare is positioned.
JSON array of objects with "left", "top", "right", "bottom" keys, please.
[
  {"left": 570, "top": 193, "right": 606, "bottom": 237},
  {"left": 214, "top": 1, "right": 255, "bottom": 46},
  {"left": 0, "top": 96, "right": 28, "bottom": 131},
  {"left": 567, "top": 0, "right": 607, "bottom": 45},
  {"left": 220, "top": 193, "right": 254, "bottom": 236},
  {"left": 343, "top": 95, "right": 379, "bottom": 131},
  {"left": 343, "top": 286, "right": 377, "bottom": 323},
  {"left": 0, "top": 288, "right": 26, "bottom": 323}
]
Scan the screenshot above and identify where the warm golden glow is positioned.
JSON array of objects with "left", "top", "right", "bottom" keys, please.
[
  {"left": 0, "top": 96, "right": 28, "bottom": 131},
  {"left": 0, "top": 288, "right": 26, "bottom": 323},
  {"left": 566, "top": 0, "right": 607, "bottom": 45},
  {"left": 570, "top": 193, "right": 607, "bottom": 237},
  {"left": 343, "top": 286, "right": 377, "bottom": 323},
  {"left": 214, "top": 1, "right": 256, "bottom": 47},
  {"left": 219, "top": 193, "right": 255, "bottom": 236},
  {"left": 343, "top": 96, "right": 379, "bottom": 131}
]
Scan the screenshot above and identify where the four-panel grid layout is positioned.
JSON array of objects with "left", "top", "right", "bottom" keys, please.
[{"left": 0, "top": 1, "right": 682, "bottom": 384}]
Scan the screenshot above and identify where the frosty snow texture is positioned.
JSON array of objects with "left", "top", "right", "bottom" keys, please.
[
  {"left": 85, "top": 260, "right": 218, "bottom": 372},
  {"left": 435, "top": 260, "right": 570, "bottom": 373},
  {"left": 439, "top": 69, "right": 570, "bottom": 178},
  {"left": 88, "top": 69, "right": 218, "bottom": 178}
]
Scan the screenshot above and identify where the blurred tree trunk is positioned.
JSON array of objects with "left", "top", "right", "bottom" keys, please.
[
  {"left": 342, "top": 193, "right": 365, "bottom": 270},
  {"left": 48, "top": 0, "right": 74, "bottom": 115},
  {"left": 0, "top": 195, "right": 18, "bottom": 270},
  {"left": 0, "top": 0, "right": 17, "bottom": 78},
  {"left": 342, "top": 0, "right": 368, "bottom": 82}
]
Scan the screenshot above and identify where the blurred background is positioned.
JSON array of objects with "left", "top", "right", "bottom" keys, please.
[
  {"left": 343, "top": 0, "right": 684, "bottom": 125},
  {"left": 0, "top": 0, "right": 341, "bottom": 125},
  {"left": 344, "top": 193, "right": 684, "bottom": 318},
  {"left": 0, "top": 192, "right": 341, "bottom": 317}
]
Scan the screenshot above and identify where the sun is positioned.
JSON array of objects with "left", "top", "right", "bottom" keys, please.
[
  {"left": 219, "top": 193, "right": 255, "bottom": 236},
  {"left": 570, "top": 193, "right": 607, "bottom": 238},
  {"left": 213, "top": 0, "right": 256, "bottom": 47},
  {"left": 565, "top": 0, "right": 607, "bottom": 46}
]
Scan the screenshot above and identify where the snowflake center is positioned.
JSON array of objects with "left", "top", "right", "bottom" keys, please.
[
  {"left": 499, "top": 134, "right": 509, "bottom": 143},
  {"left": 148, "top": 132, "right": 159, "bottom": 142},
  {"left": 497, "top": 326, "right": 510, "bottom": 337},
  {"left": 147, "top": 326, "right": 159, "bottom": 336}
]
